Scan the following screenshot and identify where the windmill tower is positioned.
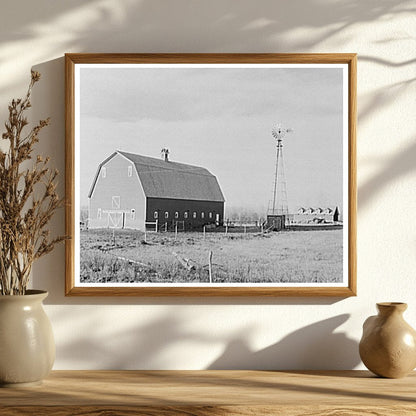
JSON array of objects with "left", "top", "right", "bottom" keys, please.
[{"left": 269, "top": 124, "right": 293, "bottom": 216}]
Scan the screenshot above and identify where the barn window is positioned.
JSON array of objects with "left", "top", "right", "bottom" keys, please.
[
  {"left": 112, "top": 196, "right": 120, "bottom": 209},
  {"left": 165, "top": 211, "right": 169, "bottom": 219},
  {"left": 101, "top": 167, "right": 106, "bottom": 178},
  {"left": 201, "top": 212, "right": 205, "bottom": 219},
  {"left": 127, "top": 165, "right": 132, "bottom": 177},
  {"left": 154, "top": 211, "right": 158, "bottom": 219},
  {"left": 193, "top": 212, "right": 197, "bottom": 219},
  {"left": 130, "top": 209, "right": 135, "bottom": 220},
  {"left": 209, "top": 212, "right": 213, "bottom": 219},
  {"left": 184, "top": 212, "right": 188, "bottom": 219},
  {"left": 97, "top": 208, "right": 102, "bottom": 219},
  {"left": 175, "top": 212, "right": 179, "bottom": 219}
]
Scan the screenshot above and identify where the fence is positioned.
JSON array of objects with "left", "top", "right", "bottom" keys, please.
[
  {"left": 204, "top": 221, "right": 266, "bottom": 235},
  {"left": 158, "top": 221, "right": 185, "bottom": 233},
  {"left": 145, "top": 220, "right": 158, "bottom": 232}
]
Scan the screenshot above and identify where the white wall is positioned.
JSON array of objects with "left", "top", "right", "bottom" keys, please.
[{"left": 1, "top": 0, "right": 415, "bottom": 370}]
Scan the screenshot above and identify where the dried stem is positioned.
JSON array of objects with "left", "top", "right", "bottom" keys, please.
[{"left": 0, "top": 70, "right": 65, "bottom": 295}]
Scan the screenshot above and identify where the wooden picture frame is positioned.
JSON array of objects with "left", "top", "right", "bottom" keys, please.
[{"left": 65, "top": 53, "right": 356, "bottom": 296}]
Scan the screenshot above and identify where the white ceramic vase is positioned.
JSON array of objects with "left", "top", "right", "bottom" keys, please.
[{"left": 0, "top": 290, "right": 55, "bottom": 387}]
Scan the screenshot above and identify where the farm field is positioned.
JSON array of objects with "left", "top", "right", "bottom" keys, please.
[{"left": 79, "top": 228, "right": 343, "bottom": 284}]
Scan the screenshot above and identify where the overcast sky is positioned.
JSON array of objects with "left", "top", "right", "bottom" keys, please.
[{"left": 79, "top": 65, "right": 345, "bottom": 215}]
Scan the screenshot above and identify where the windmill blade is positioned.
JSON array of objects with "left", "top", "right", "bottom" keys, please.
[{"left": 272, "top": 124, "right": 293, "bottom": 140}]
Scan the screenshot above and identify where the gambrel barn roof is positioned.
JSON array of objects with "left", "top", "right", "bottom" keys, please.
[{"left": 89, "top": 151, "right": 225, "bottom": 202}]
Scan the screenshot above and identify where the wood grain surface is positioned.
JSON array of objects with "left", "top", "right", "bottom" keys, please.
[{"left": 1, "top": 370, "right": 415, "bottom": 415}]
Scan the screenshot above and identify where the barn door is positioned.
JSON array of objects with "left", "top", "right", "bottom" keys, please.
[{"left": 108, "top": 212, "right": 123, "bottom": 228}]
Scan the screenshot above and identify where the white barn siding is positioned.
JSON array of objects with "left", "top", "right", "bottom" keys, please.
[{"left": 89, "top": 153, "right": 146, "bottom": 229}]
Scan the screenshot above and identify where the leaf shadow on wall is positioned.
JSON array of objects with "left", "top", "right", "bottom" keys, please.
[
  {"left": 0, "top": 0, "right": 413, "bottom": 97},
  {"left": 356, "top": 54, "right": 416, "bottom": 210},
  {"left": 53, "top": 311, "right": 215, "bottom": 369},
  {"left": 207, "top": 314, "right": 360, "bottom": 370},
  {"left": 358, "top": 139, "right": 416, "bottom": 210},
  {"left": 52, "top": 307, "right": 359, "bottom": 370}
]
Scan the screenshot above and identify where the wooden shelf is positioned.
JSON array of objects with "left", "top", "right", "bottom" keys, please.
[{"left": 1, "top": 370, "right": 415, "bottom": 415}]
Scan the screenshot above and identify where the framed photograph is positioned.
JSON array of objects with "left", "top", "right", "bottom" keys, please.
[{"left": 65, "top": 53, "right": 356, "bottom": 296}]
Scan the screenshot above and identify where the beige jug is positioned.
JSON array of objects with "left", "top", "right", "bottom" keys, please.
[{"left": 359, "top": 302, "right": 416, "bottom": 378}]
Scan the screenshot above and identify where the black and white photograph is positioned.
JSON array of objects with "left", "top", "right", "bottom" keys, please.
[{"left": 65, "top": 54, "right": 356, "bottom": 295}]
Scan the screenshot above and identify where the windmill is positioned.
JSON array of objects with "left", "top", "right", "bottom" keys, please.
[{"left": 269, "top": 124, "right": 293, "bottom": 216}]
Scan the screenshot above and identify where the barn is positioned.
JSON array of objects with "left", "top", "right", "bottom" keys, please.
[{"left": 88, "top": 150, "right": 225, "bottom": 231}]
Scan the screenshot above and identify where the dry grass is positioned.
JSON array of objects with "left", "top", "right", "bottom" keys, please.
[
  {"left": 0, "top": 71, "right": 64, "bottom": 295},
  {"left": 80, "top": 228, "right": 343, "bottom": 284}
]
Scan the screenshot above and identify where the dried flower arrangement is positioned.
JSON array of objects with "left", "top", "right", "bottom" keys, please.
[{"left": 0, "top": 71, "right": 65, "bottom": 295}]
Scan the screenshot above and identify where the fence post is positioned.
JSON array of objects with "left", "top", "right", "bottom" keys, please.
[
  {"left": 203, "top": 225, "right": 206, "bottom": 239},
  {"left": 225, "top": 224, "right": 228, "bottom": 235},
  {"left": 208, "top": 251, "right": 213, "bottom": 284},
  {"left": 175, "top": 223, "right": 178, "bottom": 240}
]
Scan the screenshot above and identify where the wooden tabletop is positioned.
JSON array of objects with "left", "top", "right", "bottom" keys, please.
[{"left": 1, "top": 370, "right": 415, "bottom": 415}]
